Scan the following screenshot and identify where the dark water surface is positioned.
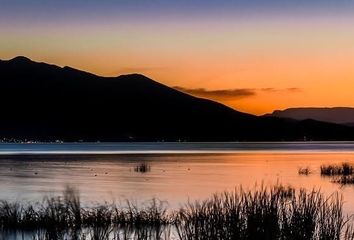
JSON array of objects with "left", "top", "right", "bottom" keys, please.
[{"left": 1, "top": 142, "right": 354, "bottom": 154}]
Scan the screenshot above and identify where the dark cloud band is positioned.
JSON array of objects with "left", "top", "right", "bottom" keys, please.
[
  {"left": 174, "top": 87, "right": 255, "bottom": 100},
  {"left": 175, "top": 86, "right": 301, "bottom": 100}
]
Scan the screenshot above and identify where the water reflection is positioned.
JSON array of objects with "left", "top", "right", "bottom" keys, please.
[{"left": 0, "top": 152, "right": 354, "bottom": 213}]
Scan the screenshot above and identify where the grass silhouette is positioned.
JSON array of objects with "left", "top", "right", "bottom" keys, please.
[
  {"left": 1, "top": 185, "right": 354, "bottom": 239},
  {"left": 134, "top": 163, "right": 151, "bottom": 173}
]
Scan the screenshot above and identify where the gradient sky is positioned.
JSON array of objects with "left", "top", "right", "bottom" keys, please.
[{"left": 1, "top": 0, "right": 354, "bottom": 115}]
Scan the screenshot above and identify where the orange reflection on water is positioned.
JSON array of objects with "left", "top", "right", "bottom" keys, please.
[{"left": 1, "top": 152, "right": 354, "bottom": 213}]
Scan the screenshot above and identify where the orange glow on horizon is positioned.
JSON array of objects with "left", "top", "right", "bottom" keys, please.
[{"left": 1, "top": 16, "right": 354, "bottom": 115}]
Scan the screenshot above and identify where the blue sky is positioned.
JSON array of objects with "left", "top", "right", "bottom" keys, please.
[{"left": 2, "top": 0, "right": 354, "bottom": 20}]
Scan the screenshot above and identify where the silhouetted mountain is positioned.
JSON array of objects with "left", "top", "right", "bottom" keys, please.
[
  {"left": 265, "top": 107, "right": 354, "bottom": 125},
  {"left": 1, "top": 56, "right": 354, "bottom": 141}
]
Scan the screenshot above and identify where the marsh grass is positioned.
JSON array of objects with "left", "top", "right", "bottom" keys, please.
[
  {"left": 298, "top": 167, "right": 312, "bottom": 175},
  {"left": 175, "top": 186, "right": 354, "bottom": 240},
  {"left": 320, "top": 162, "right": 354, "bottom": 185},
  {"left": 321, "top": 163, "right": 354, "bottom": 176},
  {"left": 1, "top": 185, "right": 354, "bottom": 240},
  {"left": 333, "top": 175, "right": 354, "bottom": 185},
  {"left": 134, "top": 163, "right": 151, "bottom": 173}
]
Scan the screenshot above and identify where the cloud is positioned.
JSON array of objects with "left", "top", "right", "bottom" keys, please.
[
  {"left": 260, "top": 88, "right": 276, "bottom": 92},
  {"left": 286, "top": 87, "right": 301, "bottom": 92},
  {"left": 261, "top": 87, "right": 302, "bottom": 93},
  {"left": 174, "top": 86, "right": 302, "bottom": 100},
  {"left": 174, "top": 87, "right": 256, "bottom": 100}
]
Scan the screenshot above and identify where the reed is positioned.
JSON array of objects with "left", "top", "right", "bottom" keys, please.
[
  {"left": 134, "top": 163, "right": 151, "bottom": 173},
  {"left": 1, "top": 185, "right": 354, "bottom": 240},
  {"left": 298, "top": 167, "right": 312, "bottom": 175},
  {"left": 321, "top": 163, "right": 354, "bottom": 176},
  {"left": 175, "top": 186, "right": 353, "bottom": 240},
  {"left": 320, "top": 162, "right": 354, "bottom": 185},
  {"left": 333, "top": 175, "right": 354, "bottom": 185}
]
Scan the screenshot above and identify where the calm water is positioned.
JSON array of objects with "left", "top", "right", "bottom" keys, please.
[{"left": 1, "top": 142, "right": 354, "bottom": 213}]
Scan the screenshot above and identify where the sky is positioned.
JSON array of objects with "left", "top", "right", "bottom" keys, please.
[{"left": 1, "top": 0, "right": 354, "bottom": 115}]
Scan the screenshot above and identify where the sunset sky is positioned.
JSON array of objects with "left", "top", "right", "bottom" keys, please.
[{"left": 1, "top": 0, "right": 354, "bottom": 115}]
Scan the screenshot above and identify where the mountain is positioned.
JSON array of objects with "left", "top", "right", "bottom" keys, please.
[
  {"left": 265, "top": 107, "right": 354, "bottom": 125},
  {"left": 1, "top": 56, "right": 354, "bottom": 141}
]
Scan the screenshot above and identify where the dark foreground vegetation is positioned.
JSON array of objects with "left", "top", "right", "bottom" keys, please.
[{"left": 1, "top": 185, "right": 354, "bottom": 240}]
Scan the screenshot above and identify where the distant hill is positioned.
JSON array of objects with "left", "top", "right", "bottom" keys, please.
[
  {"left": 1, "top": 56, "right": 354, "bottom": 141},
  {"left": 265, "top": 107, "right": 354, "bottom": 125}
]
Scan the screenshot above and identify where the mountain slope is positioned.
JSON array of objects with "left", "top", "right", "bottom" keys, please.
[
  {"left": 0, "top": 56, "right": 256, "bottom": 141},
  {"left": 1, "top": 56, "right": 354, "bottom": 141},
  {"left": 265, "top": 107, "right": 354, "bottom": 125}
]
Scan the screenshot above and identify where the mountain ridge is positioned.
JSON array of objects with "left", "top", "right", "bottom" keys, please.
[
  {"left": 265, "top": 107, "right": 354, "bottom": 125},
  {"left": 1, "top": 56, "right": 354, "bottom": 141}
]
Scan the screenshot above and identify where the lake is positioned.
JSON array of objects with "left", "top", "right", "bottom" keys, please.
[
  {"left": 1, "top": 142, "right": 354, "bottom": 215},
  {"left": 2, "top": 142, "right": 354, "bottom": 239}
]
